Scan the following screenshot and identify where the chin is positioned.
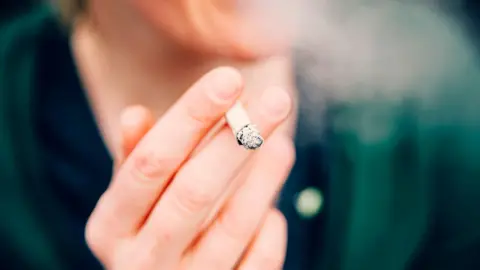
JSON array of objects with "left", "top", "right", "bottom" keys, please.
[{"left": 220, "top": 31, "right": 292, "bottom": 61}]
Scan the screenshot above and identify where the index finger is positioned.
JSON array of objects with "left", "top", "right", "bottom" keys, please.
[{"left": 87, "top": 67, "right": 243, "bottom": 240}]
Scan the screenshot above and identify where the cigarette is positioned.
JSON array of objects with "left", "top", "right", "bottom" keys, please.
[{"left": 225, "top": 101, "right": 264, "bottom": 150}]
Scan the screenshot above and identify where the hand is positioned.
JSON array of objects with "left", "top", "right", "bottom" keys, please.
[{"left": 85, "top": 67, "right": 295, "bottom": 270}]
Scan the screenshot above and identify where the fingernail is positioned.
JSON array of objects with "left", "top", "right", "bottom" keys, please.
[
  {"left": 209, "top": 67, "right": 242, "bottom": 100},
  {"left": 261, "top": 87, "right": 291, "bottom": 119}
]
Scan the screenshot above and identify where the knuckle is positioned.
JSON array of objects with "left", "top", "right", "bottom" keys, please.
[
  {"left": 184, "top": 101, "right": 218, "bottom": 128},
  {"left": 138, "top": 227, "right": 174, "bottom": 259},
  {"left": 269, "top": 209, "right": 287, "bottom": 232},
  {"left": 112, "top": 242, "right": 154, "bottom": 270},
  {"left": 218, "top": 210, "right": 255, "bottom": 241},
  {"left": 130, "top": 150, "right": 178, "bottom": 181},
  {"left": 268, "top": 136, "right": 296, "bottom": 169},
  {"left": 172, "top": 182, "right": 217, "bottom": 216},
  {"left": 85, "top": 217, "right": 109, "bottom": 257}
]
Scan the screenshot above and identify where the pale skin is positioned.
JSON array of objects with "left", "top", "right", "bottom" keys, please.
[{"left": 75, "top": 0, "right": 297, "bottom": 269}]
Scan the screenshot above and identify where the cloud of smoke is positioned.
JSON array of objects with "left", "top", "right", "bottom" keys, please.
[
  {"left": 238, "top": 0, "right": 480, "bottom": 143},
  {"left": 241, "top": 0, "right": 477, "bottom": 97}
]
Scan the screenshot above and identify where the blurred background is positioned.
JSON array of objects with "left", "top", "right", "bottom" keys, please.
[{"left": 1, "top": 0, "right": 480, "bottom": 269}]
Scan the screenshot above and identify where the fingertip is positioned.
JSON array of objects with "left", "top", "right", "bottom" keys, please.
[
  {"left": 205, "top": 66, "right": 243, "bottom": 101},
  {"left": 260, "top": 86, "right": 292, "bottom": 121},
  {"left": 266, "top": 209, "right": 287, "bottom": 233},
  {"left": 120, "top": 105, "right": 155, "bottom": 159},
  {"left": 210, "top": 66, "right": 243, "bottom": 88},
  {"left": 258, "top": 209, "right": 287, "bottom": 254},
  {"left": 120, "top": 105, "right": 154, "bottom": 130}
]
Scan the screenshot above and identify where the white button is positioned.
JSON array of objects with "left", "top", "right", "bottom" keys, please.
[{"left": 295, "top": 187, "right": 323, "bottom": 219}]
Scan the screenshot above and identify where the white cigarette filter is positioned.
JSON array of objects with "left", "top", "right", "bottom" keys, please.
[{"left": 225, "top": 101, "right": 264, "bottom": 150}]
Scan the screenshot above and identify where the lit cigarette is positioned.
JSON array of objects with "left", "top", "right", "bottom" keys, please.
[{"left": 225, "top": 101, "right": 264, "bottom": 150}]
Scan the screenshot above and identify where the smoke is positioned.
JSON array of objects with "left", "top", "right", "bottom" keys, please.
[
  {"left": 238, "top": 0, "right": 480, "bottom": 143},
  {"left": 241, "top": 0, "right": 477, "bottom": 97}
]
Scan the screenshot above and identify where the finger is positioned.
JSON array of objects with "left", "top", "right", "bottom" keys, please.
[
  {"left": 120, "top": 106, "right": 155, "bottom": 161},
  {"left": 86, "top": 67, "right": 243, "bottom": 249},
  {"left": 237, "top": 209, "right": 287, "bottom": 270},
  {"left": 186, "top": 134, "right": 295, "bottom": 269},
  {"left": 138, "top": 86, "right": 292, "bottom": 257},
  {"left": 114, "top": 105, "right": 155, "bottom": 168}
]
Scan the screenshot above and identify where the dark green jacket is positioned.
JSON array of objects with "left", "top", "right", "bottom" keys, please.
[{"left": 1, "top": 3, "right": 480, "bottom": 270}]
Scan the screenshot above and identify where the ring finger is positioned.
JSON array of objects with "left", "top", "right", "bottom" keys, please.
[
  {"left": 185, "top": 132, "right": 295, "bottom": 269},
  {"left": 237, "top": 209, "right": 288, "bottom": 270}
]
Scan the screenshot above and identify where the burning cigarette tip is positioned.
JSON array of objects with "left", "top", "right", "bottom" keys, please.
[{"left": 225, "top": 102, "right": 264, "bottom": 150}]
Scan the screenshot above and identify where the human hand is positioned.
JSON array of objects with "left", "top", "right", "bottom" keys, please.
[{"left": 85, "top": 67, "right": 295, "bottom": 270}]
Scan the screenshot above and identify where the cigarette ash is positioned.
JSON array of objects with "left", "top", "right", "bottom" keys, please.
[{"left": 236, "top": 124, "right": 264, "bottom": 150}]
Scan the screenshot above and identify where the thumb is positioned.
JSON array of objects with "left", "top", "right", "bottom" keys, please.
[{"left": 115, "top": 105, "right": 155, "bottom": 167}]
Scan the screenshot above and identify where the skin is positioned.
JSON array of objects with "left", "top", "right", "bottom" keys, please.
[{"left": 75, "top": 0, "right": 297, "bottom": 269}]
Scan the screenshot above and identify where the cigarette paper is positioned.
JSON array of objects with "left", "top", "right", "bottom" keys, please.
[{"left": 225, "top": 101, "right": 264, "bottom": 150}]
